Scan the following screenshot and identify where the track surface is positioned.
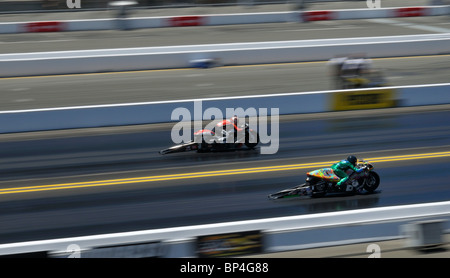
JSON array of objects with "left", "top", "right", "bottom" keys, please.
[{"left": 0, "top": 106, "right": 449, "bottom": 244}]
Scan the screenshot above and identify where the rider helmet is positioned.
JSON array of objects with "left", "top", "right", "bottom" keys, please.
[{"left": 347, "top": 155, "right": 357, "bottom": 166}]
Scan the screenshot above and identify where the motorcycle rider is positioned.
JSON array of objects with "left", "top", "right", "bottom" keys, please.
[
  {"left": 223, "top": 115, "right": 242, "bottom": 144},
  {"left": 212, "top": 115, "right": 242, "bottom": 146},
  {"left": 331, "top": 155, "right": 364, "bottom": 190}
]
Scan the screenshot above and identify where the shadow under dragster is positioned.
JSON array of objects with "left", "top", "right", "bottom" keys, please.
[
  {"left": 268, "top": 160, "right": 380, "bottom": 199},
  {"left": 159, "top": 123, "right": 260, "bottom": 155}
]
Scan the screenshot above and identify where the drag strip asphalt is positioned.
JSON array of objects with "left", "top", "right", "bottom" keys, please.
[{"left": 0, "top": 106, "right": 449, "bottom": 243}]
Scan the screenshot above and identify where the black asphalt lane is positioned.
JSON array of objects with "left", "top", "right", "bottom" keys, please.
[{"left": 0, "top": 106, "right": 449, "bottom": 244}]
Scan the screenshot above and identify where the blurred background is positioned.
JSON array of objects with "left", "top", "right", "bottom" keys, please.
[{"left": 0, "top": 0, "right": 447, "bottom": 13}]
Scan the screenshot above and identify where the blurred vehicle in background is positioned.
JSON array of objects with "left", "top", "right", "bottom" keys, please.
[{"left": 328, "top": 54, "right": 389, "bottom": 89}]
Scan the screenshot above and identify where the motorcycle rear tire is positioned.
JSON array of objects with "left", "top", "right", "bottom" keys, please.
[{"left": 244, "top": 130, "right": 259, "bottom": 149}]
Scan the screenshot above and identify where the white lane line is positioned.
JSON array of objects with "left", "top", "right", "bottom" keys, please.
[
  {"left": 12, "top": 99, "right": 34, "bottom": 103},
  {"left": 9, "top": 87, "right": 30, "bottom": 91},
  {"left": 367, "top": 18, "right": 450, "bottom": 33},
  {"left": 195, "top": 83, "right": 214, "bottom": 87}
]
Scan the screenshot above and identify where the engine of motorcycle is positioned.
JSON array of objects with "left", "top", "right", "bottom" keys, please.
[{"left": 313, "top": 180, "right": 327, "bottom": 192}]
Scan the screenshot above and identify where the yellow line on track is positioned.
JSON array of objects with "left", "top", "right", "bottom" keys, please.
[{"left": 0, "top": 151, "right": 449, "bottom": 195}]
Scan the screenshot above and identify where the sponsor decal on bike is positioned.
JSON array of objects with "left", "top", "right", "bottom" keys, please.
[{"left": 331, "top": 88, "right": 397, "bottom": 111}]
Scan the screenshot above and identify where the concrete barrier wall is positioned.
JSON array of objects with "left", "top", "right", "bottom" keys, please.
[
  {"left": 0, "top": 92, "right": 326, "bottom": 133},
  {"left": 0, "top": 6, "right": 449, "bottom": 34},
  {"left": 1, "top": 83, "right": 450, "bottom": 134},
  {"left": 0, "top": 201, "right": 448, "bottom": 257},
  {"left": 2, "top": 34, "right": 450, "bottom": 77},
  {"left": 397, "top": 83, "right": 450, "bottom": 106}
]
